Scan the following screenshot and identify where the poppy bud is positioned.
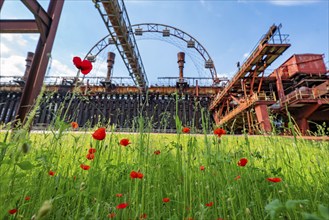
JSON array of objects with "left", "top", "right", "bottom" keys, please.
[{"left": 22, "top": 142, "right": 30, "bottom": 153}]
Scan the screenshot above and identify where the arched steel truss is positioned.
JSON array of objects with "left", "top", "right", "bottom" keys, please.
[
  {"left": 132, "top": 23, "right": 218, "bottom": 81},
  {"left": 84, "top": 23, "right": 219, "bottom": 83}
]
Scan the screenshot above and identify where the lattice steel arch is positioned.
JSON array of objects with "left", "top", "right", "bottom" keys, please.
[
  {"left": 132, "top": 23, "right": 218, "bottom": 82},
  {"left": 84, "top": 23, "right": 219, "bottom": 83}
]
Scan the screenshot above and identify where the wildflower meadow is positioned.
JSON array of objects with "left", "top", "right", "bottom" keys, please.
[
  {"left": 0, "top": 120, "right": 329, "bottom": 220},
  {"left": 0, "top": 56, "right": 328, "bottom": 219}
]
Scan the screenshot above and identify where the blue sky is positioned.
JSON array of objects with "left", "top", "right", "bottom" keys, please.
[{"left": 1, "top": 0, "right": 328, "bottom": 85}]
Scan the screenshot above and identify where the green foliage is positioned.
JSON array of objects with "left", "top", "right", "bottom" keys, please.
[{"left": 0, "top": 129, "right": 328, "bottom": 219}]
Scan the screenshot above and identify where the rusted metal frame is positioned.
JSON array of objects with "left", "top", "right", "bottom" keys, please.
[
  {"left": 246, "top": 109, "right": 252, "bottom": 134},
  {"left": 218, "top": 101, "right": 225, "bottom": 117},
  {"left": 249, "top": 65, "right": 259, "bottom": 95},
  {"left": 99, "top": 0, "right": 148, "bottom": 89},
  {"left": 312, "top": 80, "right": 329, "bottom": 98},
  {"left": 15, "top": 0, "right": 64, "bottom": 125},
  {"left": 209, "top": 43, "right": 266, "bottom": 110},
  {"left": 254, "top": 104, "right": 272, "bottom": 133},
  {"left": 295, "top": 101, "right": 322, "bottom": 120},
  {"left": 0, "top": 20, "right": 39, "bottom": 33},
  {"left": 260, "top": 25, "right": 277, "bottom": 45},
  {"left": 225, "top": 99, "right": 230, "bottom": 115},
  {"left": 257, "top": 71, "right": 265, "bottom": 93},
  {"left": 21, "top": 0, "right": 51, "bottom": 43},
  {"left": 210, "top": 42, "right": 290, "bottom": 110},
  {"left": 243, "top": 79, "right": 247, "bottom": 99},
  {"left": 218, "top": 93, "right": 259, "bottom": 125},
  {"left": 230, "top": 95, "right": 240, "bottom": 104}
]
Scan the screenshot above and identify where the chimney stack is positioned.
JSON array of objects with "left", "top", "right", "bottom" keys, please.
[
  {"left": 177, "top": 52, "right": 185, "bottom": 83},
  {"left": 106, "top": 52, "right": 115, "bottom": 81},
  {"left": 23, "top": 52, "right": 34, "bottom": 81}
]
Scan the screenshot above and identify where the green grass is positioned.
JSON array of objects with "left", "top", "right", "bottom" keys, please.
[{"left": 0, "top": 128, "right": 329, "bottom": 220}]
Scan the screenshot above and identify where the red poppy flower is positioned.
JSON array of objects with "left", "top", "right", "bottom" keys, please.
[
  {"left": 182, "top": 127, "right": 190, "bottom": 133},
  {"left": 108, "top": 213, "right": 116, "bottom": 218},
  {"left": 92, "top": 127, "right": 106, "bottom": 140},
  {"left": 237, "top": 158, "right": 248, "bottom": 167},
  {"left": 71, "top": 121, "right": 78, "bottom": 129},
  {"left": 130, "top": 171, "right": 143, "bottom": 179},
  {"left": 8, "top": 209, "right": 17, "bottom": 214},
  {"left": 116, "top": 203, "right": 128, "bottom": 209},
  {"left": 154, "top": 150, "right": 161, "bottom": 155},
  {"left": 200, "top": 165, "right": 205, "bottom": 171},
  {"left": 25, "top": 196, "right": 31, "bottom": 201},
  {"left": 48, "top": 170, "right": 55, "bottom": 176},
  {"left": 234, "top": 175, "right": 241, "bottom": 180},
  {"left": 130, "top": 171, "right": 139, "bottom": 179},
  {"left": 267, "top": 177, "right": 282, "bottom": 183},
  {"left": 73, "top": 56, "right": 93, "bottom": 75},
  {"left": 205, "top": 202, "right": 214, "bottom": 207},
  {"left": 120, "top": 138, "right": 131, "bottom": 146},
  {"left": 137, "top": 172, "right": 144, "bottom": 179},
  {"left": 140, "top": 213, "right": 147, "bottom": 219},
  {"left": 80, "top": 164, "right": 90, "bottom": 170},
  {"left": 88, "top": 148, "right": 96, "bottom": 154},
  {"left": 86, "top": 153, "right": 95, "bottom": 160},
  {"left": 116, "top": 193, "right": 123, "bottom": 197},
  {"left": 214, "top": 128, "right": 226, "bottom": 137},
  {"left": 163, "top": 197, "right": 170, "bottom": 203}
]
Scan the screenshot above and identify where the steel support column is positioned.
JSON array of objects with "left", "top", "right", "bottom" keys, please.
[
  {"left": 15, "top": 0, "right": 64, "bottom": 125},
  {"left": 275, "top": 69, "right": 285, "bottom": 100},
  {"left": 295, "top": 100, "right": 322, "bottom": 135},
  {"left": 213, "top": 110, "right": 220, "bottom": 125},
  {"left": 254, "top": 104, "right": 271, "bottom": 133},
  {"left": 297, "top": 118, "right": 309, "bottom": 136}
]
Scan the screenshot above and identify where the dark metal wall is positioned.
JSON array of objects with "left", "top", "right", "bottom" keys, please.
[{"left": 0, "top": 91, "right": 213, "bottom": 132}]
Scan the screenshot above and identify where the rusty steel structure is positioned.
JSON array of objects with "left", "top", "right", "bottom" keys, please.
[
  {"left": 82, "top": 23, "right": 221, "bottom": 86},
  {"left": 93, "top": 0, "right": 148, "bottom": 90},
  {"left": 209, "top": 25, "right": 329, "bottom": 134},
  {"left": 0, "top": 0, "right": 328, "bottom": 134},
  {"left": 0, "top": 0, "right": 65, "bottom": 125}
]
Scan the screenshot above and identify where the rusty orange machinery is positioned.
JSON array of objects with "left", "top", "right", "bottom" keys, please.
[
  {"left": 209, "top": 24, "right": 329, "bottom": 134},
  {"left": 270, "top": 54, "right": 329, "bottom": 134},
  {"left": 209, "top": 24, "right": 291, "bottom": 133},
  {"left": 0, "top": 83, "right": 221, "bottom": 97},
  {"left": 210, "top": 53, "right": 328, "bottom": 134}
]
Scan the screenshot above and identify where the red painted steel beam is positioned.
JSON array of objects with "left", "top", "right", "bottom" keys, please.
[
  {"left": 255, "top": 104, "right": 271, "bottom": 132},
  {"left": 0, "top": 20, "right": 39, "bottom": 33},
  {"left": 21, "top": 0, "right": 51, "bottom": 43},
  {"left": 16, "top": 0, "right": 64, "bottom": 125},
  {"left": 297, "top": 118, "right": 309, "bottom": 135},
  {"left": 295, "top": 101, "right": 322, "bottom": 119}
]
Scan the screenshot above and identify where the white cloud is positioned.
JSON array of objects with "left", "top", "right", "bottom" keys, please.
[
  {"left": 243, "top": 52, "right": 249, "bottom": 58},
  {"left": 0, "top": 42, "right": 11, "bottom": 56},
  {"left": 1, "top": 34, "right": 29, "bottom": 46},
  {"left": 0, "top": 55, "right": 26, "bottom": 76},
  {"left": 48, "top": 59, "right": 76, "bottom": 77},
  {"left": 268, "top": 0, "right": 320, "bottom": 6}
]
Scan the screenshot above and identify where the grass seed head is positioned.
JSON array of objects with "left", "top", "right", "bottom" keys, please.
[{"left": 36, "top": 200, "right": 52, "bottom": 220}]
